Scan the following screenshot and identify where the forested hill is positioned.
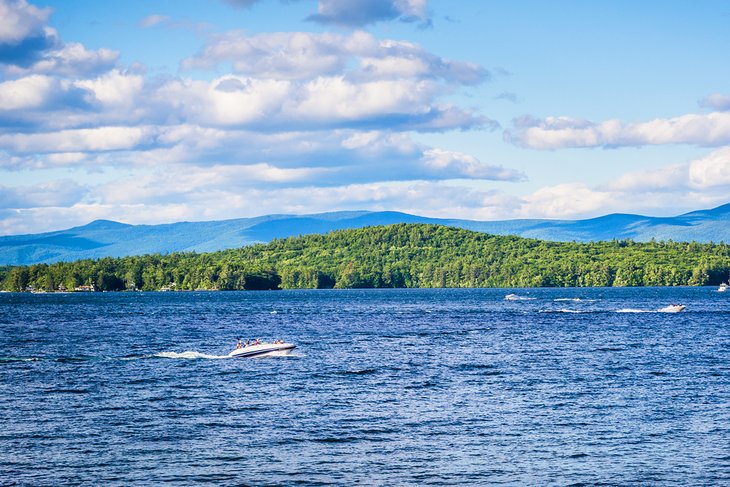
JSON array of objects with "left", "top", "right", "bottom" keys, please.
[{"left": 2, "top": 224, "right": 730, "bottom": 292}]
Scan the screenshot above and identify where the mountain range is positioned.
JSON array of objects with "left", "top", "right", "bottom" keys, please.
[{"left": 2, "top": 203, "right": 729, "bottom": 266}]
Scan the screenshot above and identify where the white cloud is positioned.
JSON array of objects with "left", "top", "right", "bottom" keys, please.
[
  {"left": 26, "top": 42, "right": 118, "bottom": 77},
  {"left": 688, "top": 146, "right": 730, "bottom": 188},
  {"left": 519, "top": 183, "right": 614, "bottom": 219},
  {"left": 512, "top": 147, "right": 730, "bottom": 219},
  {"left": 421, "top": 148, "right": 526, "bottom": 181},
  {"left": 155, "top": 73, "right": 482, "bottom": 131},
  {"left": 0, "top": 74, "right": 53, "bottom": 109},
  {"left": 602, "top": 147, "right": 730, "bottom": 193},
  {"left": 0, "top": 0, "right": 50, "bottom": 44},
  {"left": 506, "top": 112, "right": 730, "bottom": 149},
  {"left": 74, "top": 69, "right": 144, "bottom": 107},
  {"left": 0, "top": 0, "right": 524, "bottom": 236},
  {"left": 606, "top": 163, "right": 688, "bottom": 192},
  {"left": 182, "top": 30, "right": 486, "bottom": 84},
  {"left": 0, "top": 126, "right": 158, "bottom": 153},
  {"left": 0, "top": 1, "right": 116, "bottom": 76}
]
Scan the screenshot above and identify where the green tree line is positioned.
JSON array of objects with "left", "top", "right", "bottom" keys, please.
[{"left": 1, "top": 224, "right": 729, "bottom": 291}]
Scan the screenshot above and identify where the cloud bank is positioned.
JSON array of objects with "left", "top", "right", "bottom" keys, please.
[
  {"left": 506, "top": 112, "right": 730, "bottom": 149},
  {"left": 0, "top": 0, "right": 521, "bottom": 234}
]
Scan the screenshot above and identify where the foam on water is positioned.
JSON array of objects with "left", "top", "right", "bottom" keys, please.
[
  {"left": 504, "top": 293, "right": 537, "bottom": 301},
  {"left": 154, "top": 351, "right": 230, "bottom": 360},
  {"left": 0, "top": 356, "right": 40, "bottom": 363}
]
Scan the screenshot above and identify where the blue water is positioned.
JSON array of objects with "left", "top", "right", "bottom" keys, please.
[{"left": 1, "top": 288, "right": 729, "bottom": 485}]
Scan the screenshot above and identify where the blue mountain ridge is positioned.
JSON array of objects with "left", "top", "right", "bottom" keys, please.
[{"left": 1, "top": 203, "right": 729, "bottom": 266}]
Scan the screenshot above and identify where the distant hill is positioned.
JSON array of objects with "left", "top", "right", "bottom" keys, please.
[
  {"left": 3, "top": 224, "right": 729, "bottom": 292},
  {"left": 1, "top": 203, "right": 729, "bottom": 266}
]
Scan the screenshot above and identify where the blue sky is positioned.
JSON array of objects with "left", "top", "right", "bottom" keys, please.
[{"left": 1, "top": 0, "right": 730, "bottom": 234}]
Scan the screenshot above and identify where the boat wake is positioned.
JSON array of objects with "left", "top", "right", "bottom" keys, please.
[
  {"left": 615, "top": 308, "right": 650, "bottom": 313},
  {"left": 0, "top": 356, "right": 40, "bottom": 363},
  {"left": 541, "top": 309, "right": 588, "bottom": 314},
  {"left": 154, "top": 351, "right": 230, "bottom": 360},
  {"left": 504, "top": 293, "right": 536, "bottom": 301}
]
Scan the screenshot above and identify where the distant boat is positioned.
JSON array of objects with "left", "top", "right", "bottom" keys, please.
[
  {"left": 719, "top": 283, "right": 728, "bottom": 292},
  {"left": 504, "top": 293, "right": 536, "bottom": 301},
  {"left": 658, "top": 304, "right": 686, "bottom": 313},
  {"left": 228, "top": 342, "right": 295, "bottom": 358}
]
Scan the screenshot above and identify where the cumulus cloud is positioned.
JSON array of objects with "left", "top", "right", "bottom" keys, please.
[
  {"left": 307, "top": 0, "right": 430, "bottom": 27},
  {"left": 0, "top": 0, "right": 118, "bottom": 76},
  {"left": 0, "top": 0, "right": 521, "bottom": 235},
  {"left": 0, "top": 126, "right": 160, "bottom": 154},
  {"left": 0, "top": 0, "right": 55, "bottom": 67},
  {"left": 506, "top": 112, "right": 730, "bottom": 149},
  {"left": 606, "top": 163, "right": 688, "bottom": 193},
  {"left": 178, "top": 31, "right": 489, "bottom": 132},
  {"left": 421, "top": 148, "right": 526, "bottom": 181},
  {"left": 602, "top": 148, "right": 730, "bottom": 194},
  {"left": 0, "top": 0, "right": 50, "bottom": 43},
  {"left": 512, "top": 147, "right": 730, "bottom": 220},
  {"left": 183, "top": 30, "right": 486, "bottom": 84},
  {"left": 687, "top": 146, "right": 730, "bottom": 188},
  {"left": 152, "top": 73, "right": 486, "bottom": 132}
]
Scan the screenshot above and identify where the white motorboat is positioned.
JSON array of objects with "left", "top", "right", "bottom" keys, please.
[
  {"left": 719, "top": 283, "right": 728, "bottom": 292},
  {"left": 228, "top": 342, "right": 296, "bottom": 358},
  {"left": 658, "top": 304, "right": 685, "bottom": 313},
  {"left": 504, "top": 293, "right": 519, "bottom": 301}
]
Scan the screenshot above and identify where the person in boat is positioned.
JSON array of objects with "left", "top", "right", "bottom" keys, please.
[
  {"left": 255, "top": 339, "right": 261, "bottom": 345},
  {"left": 235, "top": 339, "right": 243, "bottom": 349}
]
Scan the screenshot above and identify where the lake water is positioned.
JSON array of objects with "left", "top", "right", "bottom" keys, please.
[{"left": 1, "top": 287, "right": 729, "bottom": 485}]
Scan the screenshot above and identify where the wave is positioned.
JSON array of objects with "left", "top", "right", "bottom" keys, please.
[
  {"left": 553, "top": 298, "right": 597, "bottom": 302},
  {"left": 540, "top": 309, "right": 588, "bottom": 314},
  {"left": 0, "top": 356, "right": 40, "bottom": 363}
]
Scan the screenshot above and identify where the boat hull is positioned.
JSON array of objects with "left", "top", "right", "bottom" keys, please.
[
  {"left": 658, "top": 305, "right": 685, "bottom": 313},
  {"left": 228, "top": 343, "right": 296, "bottom": 358}
]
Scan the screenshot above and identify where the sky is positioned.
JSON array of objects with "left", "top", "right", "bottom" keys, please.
[{"left": 1, "top": 0, "right": 730, "bottom": 235}]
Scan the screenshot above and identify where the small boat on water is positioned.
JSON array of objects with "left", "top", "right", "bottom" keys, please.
[
  {"left": 658, "top": 304, "right": 686, "bottom": 313},
  {"left": 228, "top": 341, "right": 296, "bottom": 358},
  {"left": 719, "top": 283, "right": 728, "bottom": 292},
  {"left": 504, "top": 293, "right": 519, "bottom": 301}
]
